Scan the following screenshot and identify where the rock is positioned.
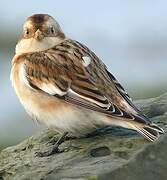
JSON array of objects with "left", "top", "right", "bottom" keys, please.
[
  {"left": 135, "top": 92, "right": 167, "bottom": 118},
  {"left": 0, "top": 93, "right": 167, "bottom": 180},
  {"left": 90, "top": 146, "right": 111, "bottom": 157},
  {"left": 99, "top": 130, "right": 167, "bottom": 180}
]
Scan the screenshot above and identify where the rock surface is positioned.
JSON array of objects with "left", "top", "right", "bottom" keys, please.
[
  {"left": 0, "top": 93, "right": 167, "bottom": 180},
  {"left": 99, "top": 132, "right": 167, "bottom": 180}
]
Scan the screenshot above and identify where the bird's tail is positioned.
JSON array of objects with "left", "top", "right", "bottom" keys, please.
[{"left": 129, "top": 122, "right": 164, "bottom": 142}]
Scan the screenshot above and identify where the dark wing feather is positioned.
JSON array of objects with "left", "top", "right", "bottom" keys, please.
[
  {"left": 106, "top": 69, "right": 151, "bottom": 122},
  {"left": 106, "top": 70, "right": 132, "bottom": 101}
]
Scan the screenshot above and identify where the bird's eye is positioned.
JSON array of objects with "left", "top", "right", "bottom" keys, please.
[
  {"left": 50, "top": 27, "right": 55, "bottom": 34},
  {"left": 24, "top": 28, "right": 30, "bottom": 35}
]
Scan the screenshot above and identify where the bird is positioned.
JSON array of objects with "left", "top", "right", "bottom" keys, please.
[{"left": 11, "top": 14, "right": 164, "bottom": 157}]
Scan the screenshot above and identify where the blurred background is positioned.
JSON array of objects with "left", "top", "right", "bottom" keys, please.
[{"left": 1, "top": 0, "right": 167, "bottom": 150}]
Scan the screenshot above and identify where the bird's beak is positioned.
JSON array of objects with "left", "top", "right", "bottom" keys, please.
[{"left": 34, "top": 29, "right": 44, "bottom": 41}]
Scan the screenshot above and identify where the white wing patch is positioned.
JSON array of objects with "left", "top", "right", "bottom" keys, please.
[
  {"left": 40, "top": 83, "right": 67, "bottom": 96},
  {"left": 82, "top": 56, "right": 91, "bottom": 67}
]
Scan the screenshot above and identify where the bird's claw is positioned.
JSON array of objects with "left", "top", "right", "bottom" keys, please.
[{"left": 35, "top": 147, "right": 63, "bottom": 157}]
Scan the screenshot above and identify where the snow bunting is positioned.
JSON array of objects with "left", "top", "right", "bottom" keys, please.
[{"left": 11, "top": 14, "right": 164, "bottom": 156}]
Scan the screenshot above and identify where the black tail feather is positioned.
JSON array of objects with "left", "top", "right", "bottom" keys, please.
[{"left": 134, "top": 123, "right": 164, "bottom": 142}]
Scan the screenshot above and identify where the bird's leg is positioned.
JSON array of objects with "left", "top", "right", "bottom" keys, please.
[
  {"left": 50, "top": 132, "right": 68, "bottom": 153},
  {"left": 35, "top": 132, "right": 68, "bottom": 157}
]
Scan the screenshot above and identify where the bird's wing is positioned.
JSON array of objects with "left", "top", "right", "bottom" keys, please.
[
  {"left": 22, "top": 39, "right": 150, "bottom": 124},
  {"left": 105, "top": 69, "right": 143, "bottom": 113}
]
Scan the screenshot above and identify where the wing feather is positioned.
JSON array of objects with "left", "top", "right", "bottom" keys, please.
[{"left": 22, "top": 39, "right": 151, "bottom": 124}]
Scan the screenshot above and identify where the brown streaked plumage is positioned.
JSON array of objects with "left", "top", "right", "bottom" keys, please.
[{"left": 11, "top": 14, "right": 164, "bottom": 156}]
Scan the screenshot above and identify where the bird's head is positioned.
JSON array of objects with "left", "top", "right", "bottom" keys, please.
[
  {"left": 22, "top": 14, "right": 65, "bottom": 41},
  {"left": 16, "top": 14, "right": 66, "bottom": 55}
]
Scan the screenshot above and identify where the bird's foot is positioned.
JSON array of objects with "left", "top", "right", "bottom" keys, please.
[
  {"left": 35, "top": 132, "right": 68, "bottom": 157},
  {"left": 35, "top": 144, "right": 63, "bottom": 157}
]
